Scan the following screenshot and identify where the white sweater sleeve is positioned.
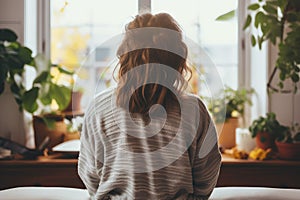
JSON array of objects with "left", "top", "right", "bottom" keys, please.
[
  {"left": 189, "top": 100, "right": 222, "bottom": 200},
  {"left": 78, "top": 112, "right": 101, "bottom": 198}
]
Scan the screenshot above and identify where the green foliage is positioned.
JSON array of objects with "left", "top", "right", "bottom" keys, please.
[
  {"left": 216, "top": 10, "right": 236, "bottom": 21},
  {"left": 208, "top": 86, "right": 255, "bottom": 123},
  {"left": 244, "top": 0, "right": 300, "bottom": 91},
  {"left": 0, "top": 29, "right": 34, "bottom": 108},
  {"left": 249, "top": 112, "right": 288, "bottom": 139},
  {"left": 0, "top": 28, "right": 72, "bottom": 115},
  {"left": 279, "top": 122, "right": 300, "bottom": 143}
]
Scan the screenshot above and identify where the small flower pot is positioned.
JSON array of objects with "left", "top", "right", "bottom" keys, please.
[
  {"left": 33, "top": 115, "right": 80, "bottom": 150},
  {"left": 216, "top": 117, "right": 239, "bottom": 149},
  {"left": 275, "top": 141, "right": 300, "bottom": 160},
  {"left": 255, "top": 131, "right": 276, "bottom": 150}
]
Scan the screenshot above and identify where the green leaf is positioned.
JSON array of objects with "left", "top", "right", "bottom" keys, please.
[
  {"left": 22, "top": 87, "right": 39, "bottom": 113},
  {"left": 33, "top": 71, "right": 50, "bottom": 84},
  {"left": 40, "top": 95, "right": 52, "bottom": 105},
  {"left": 216, "top": 10, "right": 235, "bottom": 21},
  {"left": 0, "top": 29, "right": 18, "bottom": 42},
  {"left": 261, "top": 23, "right": 270, "bottom": 35},
  {"left": 248, "top": 3, "right": 260, "bottom": 11},
  {"left": 39, "top": 83, "right": 52, "bottom": 105},
  {"left": 243, "top": 15, "right": 252, "bottom": 30},
  {"left": 254, "top": 12, "right": 264, "bottom": 28},
  {"left": 291, "top": 73, "right": 299, "bottom": 82},
  {"left": 10, "top": 81, "right": 23, "bottom": 100},
  {"left": 19, "top": 47, "right": 33, "bottom": 64},
  {"left": 8, "top": 41, "right": 20, "bottom": 49},
  {"left": 50, "top": 83, "right": 71, "bottom": 110},
  {"left": 57, "top": 66, "right": 74, "bottom": 75},
  {"left": 279, "top": 72, "right": 286, "bottom": 80},
  {"left": 263, "top": 4, "right": 278, "bottom": 15},
  {"left": 251, "top": 35, "right": 256, "bottom": 46},
  {"left": 268, "top": 1, "right": 280, "bottom": 7}
]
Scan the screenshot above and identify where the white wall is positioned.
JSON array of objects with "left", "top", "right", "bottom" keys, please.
[{"left": 0, "top": 0, "right": 27, "bottom": 145}]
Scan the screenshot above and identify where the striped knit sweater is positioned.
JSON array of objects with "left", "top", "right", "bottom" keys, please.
[{"left": 78, "top": 88, "right": 221, "bottom": 200}]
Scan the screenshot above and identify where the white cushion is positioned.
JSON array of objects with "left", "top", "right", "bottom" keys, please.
[
  {"left": 210, "top": 187, "right": 300, "bottom": 200},
  {"left": 0, "top": 187, "right": 89, "bottom": 200},
  {"left": 1, "top": 186, "right": 300, "bottom": 200}
]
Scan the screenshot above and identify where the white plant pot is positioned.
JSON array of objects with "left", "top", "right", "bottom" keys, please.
[{"left": 235, "top": 128, "right": 256, "bottom": 153}]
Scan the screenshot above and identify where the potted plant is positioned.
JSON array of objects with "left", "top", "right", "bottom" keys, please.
[
  {"left": 0, "top": 28, "right": 79, "bottom": 149},
  {"left": 276, "top": 123, "right": 300, "bottom": 160},
  {"left": 249, "top": 112, "right": 288, "bottom": 150},
  {"left": 243, "top": 0, "right": 300, "bottom": 157},
  {"left": 27, "top": 60, "right": 75, "bottom": 149},
  {"left": 208, "top": 86, "right": 254, "bottom": 149}
]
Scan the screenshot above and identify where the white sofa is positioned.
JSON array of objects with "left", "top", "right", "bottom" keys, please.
[{"left": 0, "top": 186, "right": 300, "bottom": 200}]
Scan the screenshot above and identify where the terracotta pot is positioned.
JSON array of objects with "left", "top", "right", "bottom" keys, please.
[
  {"left": 216, "top": 117, "right": 239, "bottom": 149},
  {"left": 63, "top": 91, "right": 83, "bottom": 112},
  {"left": 276, "top": 141, "right": 300, "bottom": 160},
  {"left": 33, "top": 115, "right": 80, "bottom": 149},
  {"left": 255, "top": 131, "right": 275, "bottom": 150}
]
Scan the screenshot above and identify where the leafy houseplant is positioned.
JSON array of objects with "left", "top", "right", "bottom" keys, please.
[
  {"left": 0, "top": 28, "right": 75, "bottom": 149},
  {"left": 249, "top": 112, "right": 288, "bottom": 150},
  {"left": 243, "top": 0, "right": 300, "bottom": 93},
  {"left": 208, "top": 86, "right": 254, "bottom": 149},
  {"left": 0, "top": 29, "right": 71, "bottom": 115},
  {"left": 0, "top": 29, "right": 34, "bottom": 108},
  {"left": 52, "top": 68, "right": 84, "bottom": 113},
  {"left": 244, "top": 0, "right": 300, "bottom": 159},
  {"left": 209, "top": 86, "right": 255, "bottom": 125}
]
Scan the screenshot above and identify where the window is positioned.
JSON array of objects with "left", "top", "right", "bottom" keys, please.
[
  {"left": 51, "top": 0, "right": 137, "bottom": 70},
  {"left": 152, "top": 0, "right": 238, "bottom": 89},
  {"left": 49, "top": 0, "right": 240, "bottom": 109}
]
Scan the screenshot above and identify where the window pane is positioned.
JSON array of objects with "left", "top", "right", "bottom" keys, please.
[
  {"left": 51, "top": 0, "right": 137, "bottom": 70},
  {"left": 152, "top": 0, "right": 238, "bottom": 91},
  {"left": 51, "top": 0, "right": 138, "bottom": 107}
]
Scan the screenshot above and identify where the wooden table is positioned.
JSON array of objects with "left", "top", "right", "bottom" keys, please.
[
  {"left": 0, "top": 154, "right": 299, "bottom": 190},
  {"left": 218, "top": 155, "right": 300, "bottom": 188},
  {"left": 0, "top": 155, "right": 84, "bottom": 190}
]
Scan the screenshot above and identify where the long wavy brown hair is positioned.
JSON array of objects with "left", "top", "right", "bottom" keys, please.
[{"left": 116, "top": 13, "right": 191, "bottom": 114}]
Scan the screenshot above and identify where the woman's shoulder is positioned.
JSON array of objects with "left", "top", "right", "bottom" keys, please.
[
  {"left": 181, "top": 92, "right": 208, "bottom": 112},
  {"left": 84, "top": 87, "right": 116, "bottom": 116},
  {"left": 94, "top": 87, "right": 116, "bottom": 104}
]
